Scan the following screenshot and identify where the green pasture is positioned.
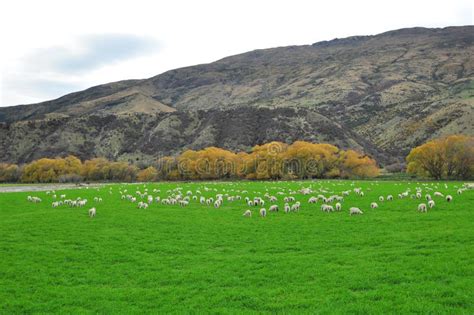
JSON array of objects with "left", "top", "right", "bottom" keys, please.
[{"left": 0, "top": 180, "right": 473, "bottom": 313}]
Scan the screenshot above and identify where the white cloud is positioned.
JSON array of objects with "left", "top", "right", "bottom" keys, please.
[{"left": 0, "top": 0, "right": 472, "bottom": 106}]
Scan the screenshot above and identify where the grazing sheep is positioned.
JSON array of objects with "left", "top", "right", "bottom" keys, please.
[
  {"left": 335, "top": 202, "right": 342, "bottom": 211},
  {"left": 88, "top": 207, "right": 96, "bottom": 218},
  {"left": 260, "top": 208, "right": 267, "bottom": 217},
  {"left": 308, "top": 197, "right": 318, "bottom": 204},
  {"left": 428, "top": 200, "right": 435, "bottom": 208},
  {"left": 446, "top": 195, "right": 453, "bottom": 202},
  {"left": 434, "top": 192, "right": 444, "bottom": 197},
  {"left": 321, "top": 204, "right": 333, "bottom": 212},
  {"left": 269, "top": 205, "right": 279, "bottom": 212},
  {"left": 243, "top": 210, "right": 252, "bottom": 217},
  {"left": 387, "top": 195, "right": 393, "bottom": 201},
  {"left": 138, "top": 201, "right": 148, "bottom": 209},
  {"left": 284, "top": 203, "right": 291, "bottom": 213},
  {"left": 418, "top": 203, "right": 427, "bottom": 213},
  {"left": 370, "top": 202, "right": 378, "bottom": 209},
  {"left": 425, "top": 194, "right": 432, "bottom": 201},
  {"left": 349, "top": 207, "right": 363, "bottom": 215},
  {"left": 291, "top": 202, "right": 301, "bottom": 212},
  {"left": 416, "top": 192, "right": 422, "bottom": 199}
]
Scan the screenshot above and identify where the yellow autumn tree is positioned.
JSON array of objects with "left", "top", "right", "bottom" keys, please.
[
  {"left": 0, "top": 163, "right": 20, "bottom": 182},
  {"left": 340, "top": 150, "right": 380, "bottom": 178},
  {"left": 137, "top": 166, "right": 158, "bottom": 182},
  {"left": 407, "top": 135, "right": 474, "bottom": 179}
]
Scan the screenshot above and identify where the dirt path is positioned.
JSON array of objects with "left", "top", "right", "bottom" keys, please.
[{"left": 0, "top": 183, "right": 105, "bottom": 193}]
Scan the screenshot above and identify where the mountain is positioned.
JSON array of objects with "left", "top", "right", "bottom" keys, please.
[{"left": 1, "top": 26, "right": 473, "bottom": 166}]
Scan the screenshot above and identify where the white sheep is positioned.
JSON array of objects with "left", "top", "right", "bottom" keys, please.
[
  {"left": 335, "top": 202, "right": 342, "bottom": 211},
  {"left": 446, "top": 195, "right": 453, "bottom": 202},
  {"left": 269, "top": 205, "right": 279, "bottom": 212},
  {"left": 88, "top": 207, "right": 96, "bottom": 218},
  {"left": 370, "top": 202, "right": 378, "bottom": 209},
  {"left": 260, "top": 208, "right": 267, "bottom": 217},
  {"left": 349, "top": 207, "right": 363, "bottom": 215},
  {"left": 291, "top": 202, "right": 300, "bottom": 212},
  {"left": 428, "top": 200, "right": 435, "bottom": 208},
  {"left": 284, "top": 203, "right": 291, "bottom": 213},
  {"left": 243, "top": 209, "right": 252, "bottom": 217},
  {"left": 434, "top": 192, "right": 444, "bottom": 197},
  {"left": 387, "top": 195, "right": 393, "bottom": 201},
  {"left": 418, "top": 203, "right": 427, "bottom": 213}
]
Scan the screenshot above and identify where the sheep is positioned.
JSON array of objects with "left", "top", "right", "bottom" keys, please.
[
  {"left": 291, "top": 202, "right": 301, "bottom": 212},
  {"left": 243, "top": 209, "right": 252, "bottom": 217},
  {"left": 416, "top": 192, "right": 422, "bottom": 199},
  {"left": 308, "top": 196, "right": 318, "bottom": 204},
  {"left": 425, "top": 194, "right": 432, "bottom": 201},
  {"left": 387, "top": 195, "right": 393, "bottom": 201},
  {"left": 284, "top": 203, "right": 291, "bottom": 213},
  {"left": 446, "top": 195, "right": 453, "bottom": 202},
  {"left": 378, "top": 196, "right": 384, "bottom": 202},
  {"left": 260, "top": 208, "right": 267, "bottom": 217},
  {"left": 418, "top": 203, "right": 427, "bottom": 213},
  {"left": 321, "top": 204, "right": 333, "bottom": 212},
  {"left": 88, "top": 207, "right": 96, "bottom": 218},
  {"left": 434, "top": 192, "right": 444, "bottom": 198},
  {"left": 269, "top": 205, "right": 279, "bottom": 212},
  {"left": 349, "top": 207, "right": 363, "bottom": 215},
  {"left": 370, "top": 202, "right": 378, "bottom": 209},
  {"left": 138, "top": 201, "right": 148, "bottom": 209},
  {"left": 428, "top": 200, "right": 435, "bottom": 208},
  {"left": 335, "top": 202, "right": 342, "bottom": 211}
]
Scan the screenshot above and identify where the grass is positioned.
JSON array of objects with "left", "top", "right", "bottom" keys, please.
[{"left": 0, "top": 180, "right": 473, "bottom": 313}]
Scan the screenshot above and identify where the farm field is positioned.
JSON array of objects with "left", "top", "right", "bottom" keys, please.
[{"left": 0, "top": 180, "right": 473, "bottom": 313}]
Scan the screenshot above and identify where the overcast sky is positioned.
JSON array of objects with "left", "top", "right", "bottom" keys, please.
[{"left": 0, "top": 0, "right": 472, "bottom": 107}]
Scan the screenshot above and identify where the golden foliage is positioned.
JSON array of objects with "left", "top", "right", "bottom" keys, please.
[{"left": 406, "top": 135, "right": 474, "bottom": 179}]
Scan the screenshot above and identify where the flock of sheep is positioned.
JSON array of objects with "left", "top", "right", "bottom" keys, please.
[{"left": 24, "top": 181, "right": 473, "bottom": 219}]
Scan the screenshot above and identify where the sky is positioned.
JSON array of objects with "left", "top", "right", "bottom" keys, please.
[{"left": 0, "top": 0, "right": 472, "bottom": 107}]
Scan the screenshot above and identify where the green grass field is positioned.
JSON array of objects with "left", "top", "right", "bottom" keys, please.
[{"left": 0, "top": 180, "right": 473, "bottom": 313}]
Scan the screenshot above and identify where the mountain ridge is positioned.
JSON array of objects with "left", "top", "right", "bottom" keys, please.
[{"left": 1, "top": 25, "right": 473, "bottom": 165}]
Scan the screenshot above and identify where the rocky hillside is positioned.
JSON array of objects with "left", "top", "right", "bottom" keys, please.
[{"left": 1, "top": 26, "right": 473, "bottom": 165}]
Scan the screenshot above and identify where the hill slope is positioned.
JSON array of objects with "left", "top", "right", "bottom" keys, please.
[{"left": 1, "top": 26, "right": 473, "bottom": 165}]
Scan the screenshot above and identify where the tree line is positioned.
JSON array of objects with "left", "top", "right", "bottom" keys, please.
[
  {"left": 1, "top": 136, "right": 471, "bottom": 183},
  {"left": 406, "top": 135, "right": 473, "bottom": 180},
  {"left": 0, "top": 141, "right": 380, "bottom": 183}
]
